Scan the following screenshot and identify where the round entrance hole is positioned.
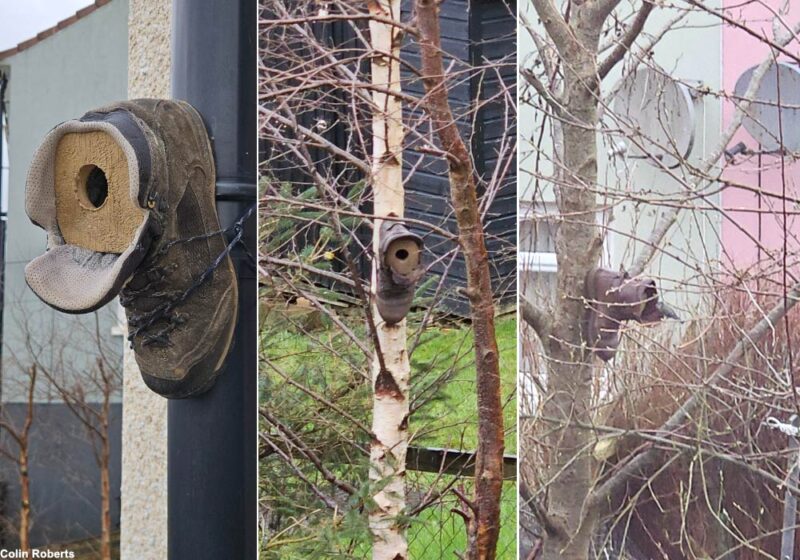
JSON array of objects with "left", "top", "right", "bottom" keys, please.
[
  {"left": 395, "top": 248, "right": 409, "bottom": 260},
  {"left": 77, "top": 165, "right": 109, "bottom": 209}
]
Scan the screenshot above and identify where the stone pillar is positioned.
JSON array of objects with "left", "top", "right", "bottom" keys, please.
[{"left": 121, "top": 1, "right": 171, "bottom": 558}]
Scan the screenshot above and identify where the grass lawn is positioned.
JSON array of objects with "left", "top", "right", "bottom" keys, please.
[
  {"left": 408, "top": 315, "right": 517, "bottom": 452},
  {"left": 261, "top": 308, "right": 517, "bottom": 559},
  {"left": 406, "top": 314, "right": 517, "bottom": 559},
  {"left": 408, "top": 475, "right": 517, "bottom": 558}
]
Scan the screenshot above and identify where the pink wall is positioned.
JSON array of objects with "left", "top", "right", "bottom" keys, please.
[{"left": 721, "top": 0, "right": 800, "bottom": 274}]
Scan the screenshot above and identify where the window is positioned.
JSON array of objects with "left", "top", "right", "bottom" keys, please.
[{"left": 519, "top": 201, "right": 558, "bottom": 304}]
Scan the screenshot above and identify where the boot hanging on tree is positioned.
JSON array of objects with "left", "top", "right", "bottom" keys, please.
[
  {"left": 584, "top": 267, "right": 678, "bottom": 361},
  {"left": 24, "top": 99, "right": 238, "bottom": 399},
  {"left": 375, "top": 219, "right": 424, "bottom": 325}
]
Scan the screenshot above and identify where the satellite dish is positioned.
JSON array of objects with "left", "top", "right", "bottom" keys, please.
[
  {"left": 734, "top": 61, "right": 800, "bottom": 152},
  {"left": 612, "top": 67, "right": 697, "bottom": 169}
]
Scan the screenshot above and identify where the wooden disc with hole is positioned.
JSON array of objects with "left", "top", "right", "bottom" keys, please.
[
  {"left": 54, "top": 130, "right": 145, "bottom": 254},
  {"left": 384, "top": 238, "right": 421, "bottom": 275}
]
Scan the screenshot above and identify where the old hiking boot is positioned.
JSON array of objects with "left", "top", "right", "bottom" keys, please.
[
  {"left": 25, "top": 99, "right": 237, "bottom": 398},
  {"left": 376, "top": 220, "right": 424, "bottom": 325},
  {"left": 118, "top": 99, "right": 237, "bottom": 398},
  {"left": 26, "top": 102, "right": 159, "bottom": 313},
  {"left": 585, "top": 268, "right": 665, "bottom": 361}
]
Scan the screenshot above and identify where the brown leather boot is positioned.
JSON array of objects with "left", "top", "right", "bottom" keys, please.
[
  {"left": 25, "top": 99, "right": 237, "bottom": 398},
  {"left": 118, "top": 99, "right": 237, "bottom": 398},
  {"left": 585, "top": 268, "right": 667, "bottom": 361},
  {"left": 25, "top": 102, "right": 161, "bottom": 313}
]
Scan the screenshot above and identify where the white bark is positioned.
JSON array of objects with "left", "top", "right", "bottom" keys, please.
[{"left": 367, "top": 1, "right": 409, "bottom": 559}]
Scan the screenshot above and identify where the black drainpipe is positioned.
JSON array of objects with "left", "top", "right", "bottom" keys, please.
[
  {"left": 0, "top": 71, "right": 7, "bottom": 399},
  {"left": 169, "top": 1, "right": 256, "bottom": 558}
]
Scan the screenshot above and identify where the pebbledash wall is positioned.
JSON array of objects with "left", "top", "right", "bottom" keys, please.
[
  {"left": 122, "top": 0, "right": 170, "bottom": 557},
  {"left": 0, "top": 0, "right": 127, "bottom": 548}
]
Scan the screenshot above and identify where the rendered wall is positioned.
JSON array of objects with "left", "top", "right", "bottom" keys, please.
[
  {"left": 120, "top": 1, "right": 170, "bottom": 558},
  {"left": 2, "top": 0, "right": 129, "bottom": 404},
  {"left": 518, "top": 1, "right": 723, "bottom": 317},
  {"left": 721, "top": 0, "right": 800, "bottom": 272},
  {"left": 601, "top": 1, "right": 723, "bottom": 316},
  {"left": 0, "top": 404, "right": 122, "bottom": 548}
]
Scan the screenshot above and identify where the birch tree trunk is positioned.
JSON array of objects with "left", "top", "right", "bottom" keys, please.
[
  {"left": 366, "top": 2, "right": 409, "bottom": 559},
  {"left": 415, "top": 1, "right": 505, "bottom": 557}
]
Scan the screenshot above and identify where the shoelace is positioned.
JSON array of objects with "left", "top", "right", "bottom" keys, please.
[{"left": 124, "top": 204, "right": 256, "bottom": 347}]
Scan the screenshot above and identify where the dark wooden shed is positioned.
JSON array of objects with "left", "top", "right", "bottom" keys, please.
[
  {"left": 400, "top": 0, "right": 516, "bottom": 315},
  {"left": 261, "top": 0, "right": 516, "bottom": 317}
]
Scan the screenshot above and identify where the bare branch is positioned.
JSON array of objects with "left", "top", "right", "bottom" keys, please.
[{"left": 597, "top": 0, "right": 654, "bottom": 79}]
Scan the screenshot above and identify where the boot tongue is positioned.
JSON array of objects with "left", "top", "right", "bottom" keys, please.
[
  {"left": 24, "top": 105, "right": 156, "bottom": 313},
  {"left": 24, "top": 217, "right": 153, "bottom": 314}
]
